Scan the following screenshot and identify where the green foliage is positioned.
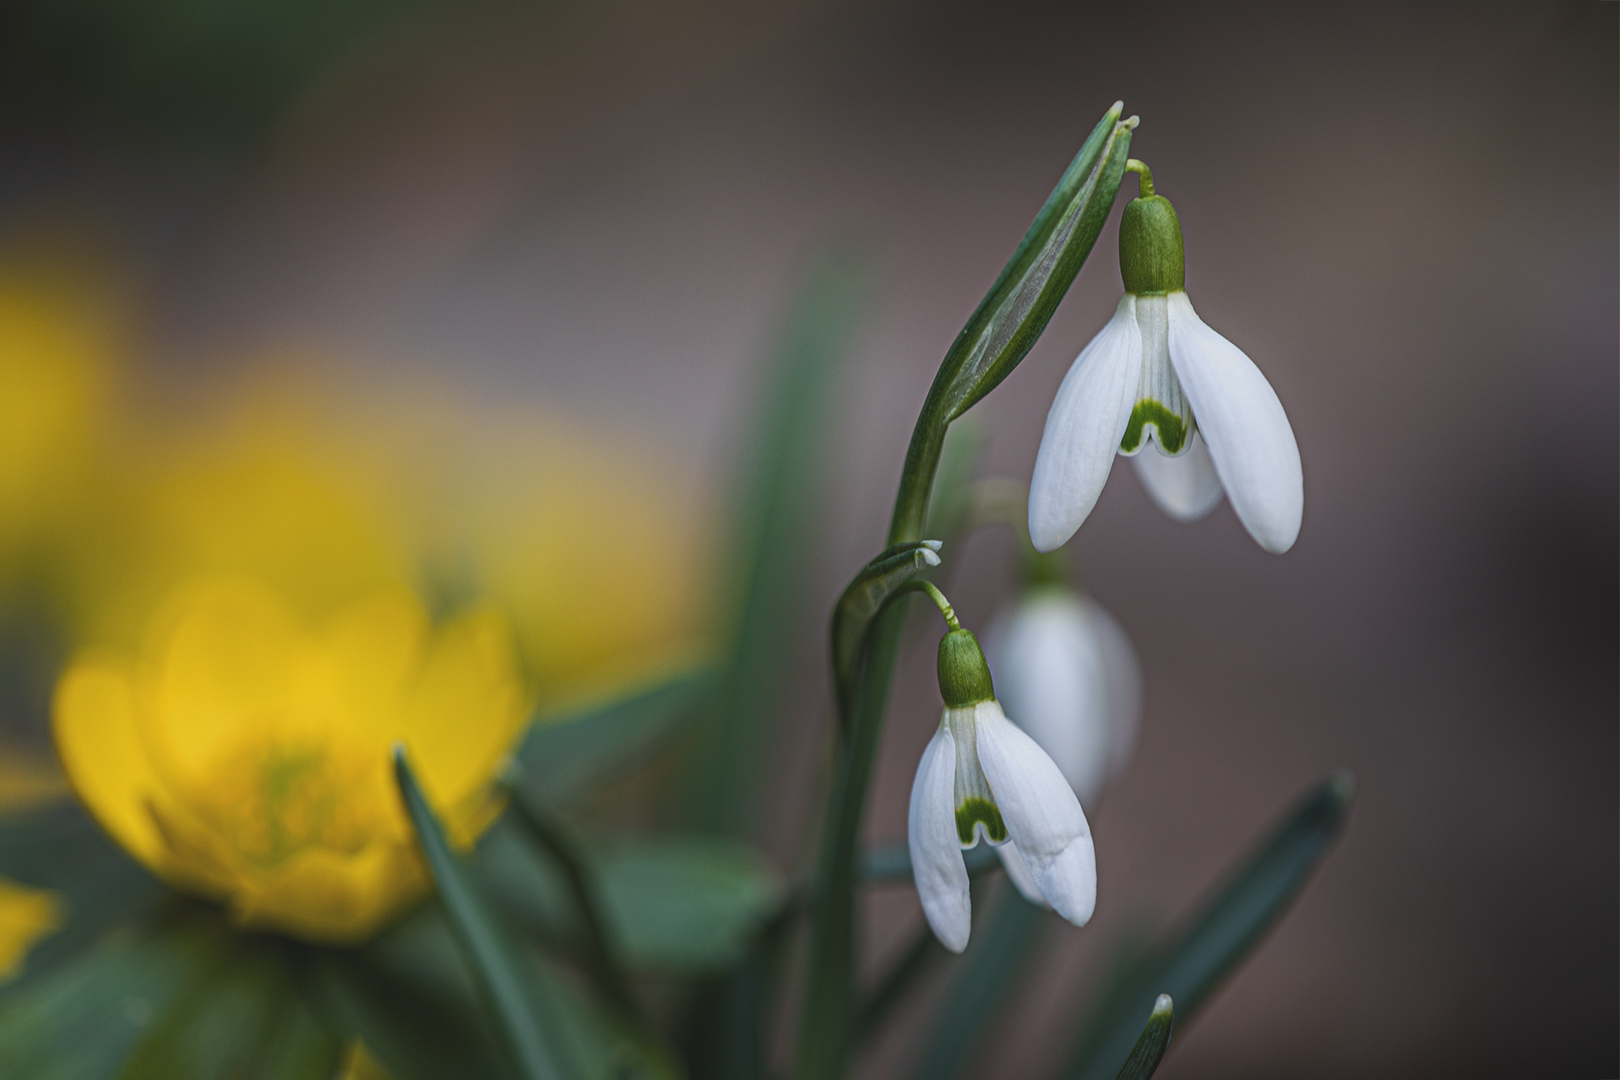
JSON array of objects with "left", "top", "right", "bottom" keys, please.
[
  {"left": 1062, "top": 772, "right": 1354, "bottom": 1080},
  {"left": 684, "top": 251, "right": 872, "bottom": 833},
  {"left": 513, "top": 666, "right": 721, "bottom": 806},
  {"left": 1113, "top": 995, "right": 1173, "bottom": 1080},
  {"left": 480, "top": 822, "right": 783, "bottom": 976},
  {"left": 395, "top": 748, "right": 575, "bottom": 1080}
]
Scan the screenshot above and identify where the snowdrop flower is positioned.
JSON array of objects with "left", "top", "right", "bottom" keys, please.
[
  {"left": 985, "top": 586, "right": 1141, "bottom": 906},
  {"left": 1028, "top": 161, "right": 1303, "bottom": 554},
  {"left": 908, "top": 627, "right": 1095, "bottom": 952}
]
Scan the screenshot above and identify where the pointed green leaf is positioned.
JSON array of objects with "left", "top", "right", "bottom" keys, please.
[
  {"left": 1114, "top": 995, "right": 1173, "bottom": 1080},
  {"left": 1063, "top": 772, "right": 1354, "bottom": 1080},
  {"left": 482, "top": 825, "right": 783, "bottom": 976},
  {"left": 394, "top": 748, "right": 572, "bottom": 1080},
  {"left": 905, "top": 886, "right": 1045, "bottom": 1080},
  {"left": 684, "top": 250, "right": 872, "bottom": 832},
  {"left": 514, "top": 666, "right": 719, "bottom": 805}
]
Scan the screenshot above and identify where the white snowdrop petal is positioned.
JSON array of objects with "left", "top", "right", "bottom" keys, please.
[
  {"left": 995, "top": 842, "right": 1048, "bottom": 908},
  {"left": 1079, "top": 597, "right": 1143, "bottom": 780},
  {"left": 1028, "top": 297, "right": 1142, "bottom": 552},
  {"left": 973, "top": 702, "right": 1097, "bottom": 928},
  {"left": 908, "top": 724, "right": 971, "bottom": 952},
  {"left": 985, "top": 593, "right": 1113, "bottom": 807},
  {"left": 1131, "top": 431, "right": 1225, "bottom": 522},
  {"left": 1166, "top": 292, "right": 1303, "bottom": 553}
]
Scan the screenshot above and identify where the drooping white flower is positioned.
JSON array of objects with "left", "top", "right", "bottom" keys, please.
[
  {"left": 1028, "top": 166, "right": 1302, "bottom": 554},
  {"left": 908, "top": 628, "right": 1096, "bottom": 952},
  {"left": 985, "top": 587, "right": 1141, "bottom": 906}
]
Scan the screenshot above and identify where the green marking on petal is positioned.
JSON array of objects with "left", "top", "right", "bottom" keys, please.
[
  {"left": 1121, "top": 400, "right": 1188, "bottom": 454},
  {"left": 955, "top": 797, "right": 1008, "bottom": 846}
]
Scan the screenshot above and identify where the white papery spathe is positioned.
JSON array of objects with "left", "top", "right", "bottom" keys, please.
[
  {"left": 986, "top": 589, "right": 1141, "bottom": 906},
  {"left": 908, "top": 700, "right": 1096, "bottom": 953},
  {"left": 1028, "top": 291, "right": 1302, "bottom": 554}
]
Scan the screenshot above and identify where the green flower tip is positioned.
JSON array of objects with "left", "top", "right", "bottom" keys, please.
[
  {"left": 937, "top": 628, "right": 995, "bottom": 708},
  {"left": 1119, "top": 165, "right": 1185, "bottom": 296}
]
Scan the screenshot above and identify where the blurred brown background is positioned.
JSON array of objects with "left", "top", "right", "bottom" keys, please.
[{"left": 1, "top": 0, "right": 1614, "bottom": 1075}]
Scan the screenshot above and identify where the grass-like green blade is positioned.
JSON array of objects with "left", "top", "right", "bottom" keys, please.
[
  {"left": 514, "top": 666, "right": 719, "bottom": 805},
  {"left": 394, "top": 748, "right": 572, "bottom": 1080},
  {"left": 481, "top": 822, "right": 783, "bottom": 976},
  {"left": 1063, "top": 772, "right": 1354, "bottom": 1080},
  {"left": 684, "top": 251, "right": 871, "bottom": 832},
  {"left": 1114, "top": 995, "right": 1172, "bottom": 1080},
  {"left": 905, "top": 886, "right": 1045, "bottom": 1080}
]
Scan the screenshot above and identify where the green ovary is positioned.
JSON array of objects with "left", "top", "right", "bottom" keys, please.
[
  {"left": 955, "top": 798, "right": 1008, "bottom": 846},
  {"left": 1120, "top": 400, "right": 1188, "bottom": 454}
]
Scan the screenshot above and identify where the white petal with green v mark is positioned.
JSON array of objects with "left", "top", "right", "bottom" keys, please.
[
  {"left": 909, "top": 699, "right": 1096, "bottom": 950},
  {"left": 1029, "top": 161, "right": 1303, "bottom": 553},
  {"left": 1132, "top": 430, "right": 1224, "bottom": 522},
  {"left": 1166, "top": 291, "right": 1302, "bottom": 553}
]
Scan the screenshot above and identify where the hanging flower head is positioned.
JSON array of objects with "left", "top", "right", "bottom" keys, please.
[
  {"left": 908, "top": 624, "right": 1095, "bottom": 952},
  {"left": 985, "top": 584, "right": 1141, "bottom": 906},
  {"left": 1028, "top": 161, "right": 1303, "bottom": 554}
]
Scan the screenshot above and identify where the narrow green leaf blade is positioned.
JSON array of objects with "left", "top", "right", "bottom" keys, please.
[
  {"left": 1114, "top": 995, "right": 1172, "bottom": 1080},
  {"left": 394, "top": 748, "right": 571, "bottom": 1080},
  {"left": 482, "top": 826, "right": 783, "bottom": 976},
  {"left": 1064, "top": 772, "right": 1354, "bottom": 1080},
  {"left": 684, "top": 250, "right": 872, "bottom": 832},
  {"left": 905, "top": 887, "right": 1045, "bottom": 1080},
  {"left": 514, "top": 666, "right": 719, "bottom": 804}
]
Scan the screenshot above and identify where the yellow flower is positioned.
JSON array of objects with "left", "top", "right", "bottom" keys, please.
[
  {"left": 0, "top": 253, "right": 119, "bottom": 567},
  {"left": 53, "top": 579, "right": 525, "bottom": 943},
  {"left": 0, "top": 879, "right": 59, "bottom": 980}
]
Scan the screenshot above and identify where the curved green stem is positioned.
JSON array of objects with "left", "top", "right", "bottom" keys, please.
[{"left": 1125, "top": 158, "right": 1154, "bottom": 198}]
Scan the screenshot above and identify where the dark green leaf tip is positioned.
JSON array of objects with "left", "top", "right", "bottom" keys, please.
[
  {"left": 1114, "top": 994, "right": 1174, "bottom": 1080},
  {"left": 937, "top": 629, "right": 995, "bottom": 708}
]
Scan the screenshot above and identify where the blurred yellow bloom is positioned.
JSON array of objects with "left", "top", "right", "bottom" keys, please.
[
  {"left": 338, "top": 1042, "right": 395, "bottom": 1080},
  {"left": 0, "top": 255, "right": 118, "bottom": 567},
  {"left": 53, "top": 580, "right": 525, "bottom": 943},
  {"left": 0, "top": 879, "right": 60, "bottom": 980}
]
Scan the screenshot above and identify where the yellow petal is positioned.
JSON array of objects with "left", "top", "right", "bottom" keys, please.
[
  {"left": 228, "top": 838, "right": 425, "bottom": 944},
  {"left": 339, "top": 1042, "right": 396, "bottom": 1080},
  {"left": 52, "top": 655, "right": 168, "bottom": 872},
  {"left": 396, "top": 607, "right": 525, "bottom": 815},
  {"left": 0, "top": 878, "right": 61, "bottom": 982},
  {"left": 317, "top": 589, "right": 427, "bottom": 749},
  {"left": 142, "top": 580, "right": 301, "bottom": 790}
]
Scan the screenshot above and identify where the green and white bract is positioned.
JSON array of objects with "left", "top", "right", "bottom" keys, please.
[
  {"left": 1028, "top": 174, "right": 1303, "bottom": 554},
  {"left": 907, "top": 697, "right": 1097, "bottom": 953}
]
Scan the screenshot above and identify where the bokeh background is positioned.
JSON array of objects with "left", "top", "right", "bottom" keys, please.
[{"left": 0, "top": 0, "right": 1613, "bottom": 1076}]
